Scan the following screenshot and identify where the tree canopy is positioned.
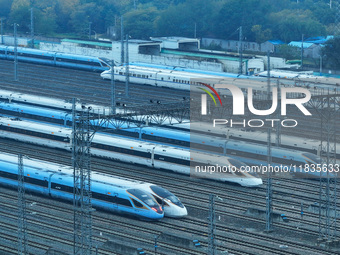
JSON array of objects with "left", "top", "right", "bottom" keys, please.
[{"left": 0, "top": 0, "right": 337, "bottom": 42}]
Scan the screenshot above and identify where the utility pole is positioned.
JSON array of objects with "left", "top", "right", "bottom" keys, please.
[
  {"left": 1, "top": 18, "right": 4, "bottom": 45},
  {"left": 89, "top": 22, "right": 92, "bottom": 39},
  {"left": 120, "top": 16, "right": 124, "bottom": 65},
  {"left": 208, "top": 194, "right": 216, "bottom": 255},
  {"left": 111, "top": 63, "right": 115, "bottom": 114},
  {"left": 18, "top": 154, "right": 28, "bottom": 255},
  {"left": 301, "top": 34, "right": 304, "bottom": 69},
  {"left": 275, "top": 79, "right": 281, "bottom": 147},
  {"left": 125, "top": 34, "right": 129, "bottom": 98},
  {"left": 265, "top": 127, "right": 273, "bottom": 232},
  {"left": 194, "top": 22, "right": 197, "bottom": 38},
  {"left": 265, "top": 51, "right": 273, "bottom": 232},
  {"left": 238, "top": 26, "right": 243, "bottom": 75},
  {"left": 30, "top": 8, "right": 34, "bottom": 48},
  {"left": 14, "top": 23, "right": 18, "bottom": 81}
]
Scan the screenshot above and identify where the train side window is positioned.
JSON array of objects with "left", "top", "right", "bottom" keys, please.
[{"left": 116, "top": 197, "right": 133, "bottom": 207}]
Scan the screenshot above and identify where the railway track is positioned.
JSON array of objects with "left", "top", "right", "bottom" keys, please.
[
  {"left": 0, "top": 60, "right": 190, "bottom": 107},
  {"left": 0, "top": 59, "right": 339, "bottom": 254},
  {"left": 0, "top": 139, "right": 338, "bottom": 254}
]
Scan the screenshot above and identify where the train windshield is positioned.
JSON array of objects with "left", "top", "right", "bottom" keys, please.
[
  {"left": 127, "top": 189, "right": 158, "bottom": 207},
  {"left": 228, "top": 158, "right": 246, "bottom": 176},
  {"left": 150, "top": 185, "right": 184, "bottom": 207},
  {"left": 303, "top": 153, "right": 321, "bottom": 163}
]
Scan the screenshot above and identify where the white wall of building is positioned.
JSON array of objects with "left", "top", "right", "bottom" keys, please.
[
  {"left": 40, "top": 42, "right": 113, "bottom": 59},
  {"left": 40, "top": 41, "right": 267, "bottom": 73},
  {"left": 2, "top": 36, "right": 29, "bottom": 46}
]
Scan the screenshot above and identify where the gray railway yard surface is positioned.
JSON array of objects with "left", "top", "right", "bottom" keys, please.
[
  {"left": 0, "top": 59, "right": 339, "bottom": 254},
  {"left": 0, "top": 60, "right": 189, "bottom": 106},
  {"left": 0, "top": 139, "right": 338, "bottom": 255}
]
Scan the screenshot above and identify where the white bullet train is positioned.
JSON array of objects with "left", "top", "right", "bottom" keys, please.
[
  {"left": 100, "top": 64, "right": 273, "bottom": 93},
  {"left": 0, "top": 152, "right": 164, "bottom": 220},
  {"left": 100, "top": 64, "right": 340, "bottom": 94},
  {"left": 0, "top": 117, "right": 262, "bottom": 187}
]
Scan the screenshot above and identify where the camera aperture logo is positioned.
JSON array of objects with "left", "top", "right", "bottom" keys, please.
[{"left": 200, "top": 83, "right": 312, "bottom": 128}]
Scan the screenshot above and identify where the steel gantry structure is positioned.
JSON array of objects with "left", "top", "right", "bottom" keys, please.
[
  {"left": 18, "top": 154, "right": 28, "bottom": 255},
  {"left": 307, "top": 90, "right": 340, "bottom": 246},
  {"left": 71, "top": 99, "right": 191, "bottom": 255},
  {"left": 72, "top": 99, "right": 96, "bottom": 255}
]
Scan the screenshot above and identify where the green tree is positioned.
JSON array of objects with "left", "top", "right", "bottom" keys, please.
[
  {"left": 269, "top": 9, "right": 326, "bottom": 42},
  {"left": 275, "top": 44, "right": 300, "bottom": 60},
  {"left": 124, "top": 7, "right": 158, "bottom": 39},
  {"left": 69, "top": 2, "right": 104, "bottom": 36},
  {"left": 8, "top": 0, "right": 31, "bottom": 32},
  {"left": 251, "top": 25, "right": 272, "bottom": 44},
  {"left": 155, "top": 0, "right": 215, "bottom": 37},
  {"left": 0, "top": 0, "right": 13, "bottom": 18},
  {"left": 213, "top": 0, "right": 273, "bottom": 41},
  {"left": 322, "top": 38, "right": 340, "bottom": 69},
  {"left": 54, "top": 0, "right": 80, "bottom": 32}
]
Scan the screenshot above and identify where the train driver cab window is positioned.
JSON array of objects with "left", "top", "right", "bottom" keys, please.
[
  {"left": 131, "top": 198, "right": 144, "bottom": 208},
  {"left": 153, "top": 195, "right": 163, "bottom": 204},
  {"left": 128, "top": 189, "right": 158, "bottom": 209}
]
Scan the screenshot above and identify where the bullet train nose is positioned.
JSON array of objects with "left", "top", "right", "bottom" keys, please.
[
  {"left": 164, "top": 205, "right": 188, "bottom": 218},
  {"left": 238, "top": 177, "right": 263, "bottom": 187}
]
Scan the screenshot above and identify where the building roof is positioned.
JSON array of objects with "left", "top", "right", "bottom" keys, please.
[
  {"left": 161, "top": 49, "right": 248, "bottom": 62},
  {"left": 288, "top": 41, "right": 315, "bottom": 48},
  {"left": 266, "top": 40, "right": 285, "bottom": 45},
  {"left": 305, "top": 35, "right": 333, "bottom": 44},
  {"left": 62, "top": 39, "right": 112, "bottom": 48},
  {"left": 150, "top": 37, "right": 199, "bottom": 43}
]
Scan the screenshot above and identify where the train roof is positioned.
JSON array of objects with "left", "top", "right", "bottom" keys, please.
[
  {"left": 130, "top": 62, "right": 250, "bottom": 78},
  {"left": 120, "top": 65, "right": 278, "bottom": 90},
  {"left": 0, "top": 45, "right": 102, "bottom": 62},
  {"left": 0, "top": 89, "right": 110, "bottom": 113},
  {"left": 0, "top": 151, "right": 154, "bottom": 190},
  {"left": 0, "top": 116, "right": 70, "bottom": 136}
]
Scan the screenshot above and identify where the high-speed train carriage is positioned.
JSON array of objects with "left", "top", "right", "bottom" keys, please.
[
  {"left": 0, "top": 45, "right": 109, "bottom": 71},
  {"left": 101, "top": 64, "right": 340, "bottom": 97},
  {"left": 0, "top": 88, "right": 111, "bottom": 114},
  {"left": 0, "top": 91, "right": 328, "bottom": 155},
  {"left": 100, "top": 64, "right": 285, "bottom": 96},
  {"left": 0, "top": 152, "right": 163, "bottom": 220},
  {"left": 130, "top": 62, "right": 252, "bottom": 79},
  {"left": 0, "top": 117, "right": 262, "bottom": 187},
  {"left": 92, "top": 173, "right": 187, "bottom": 217},
  {"left": 0, "top": 98, "right": 334, "bottom": 178}
]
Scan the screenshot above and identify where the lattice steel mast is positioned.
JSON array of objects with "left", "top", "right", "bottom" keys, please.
[
  {"left": 18, "top": 154, "right": 28, "bottom": 255},
  {"left": 72, "top": 99, "right": 95, "bottom": 255},
  {"left": 309, "top": 92, "right": 339, "bottom": 245}
]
